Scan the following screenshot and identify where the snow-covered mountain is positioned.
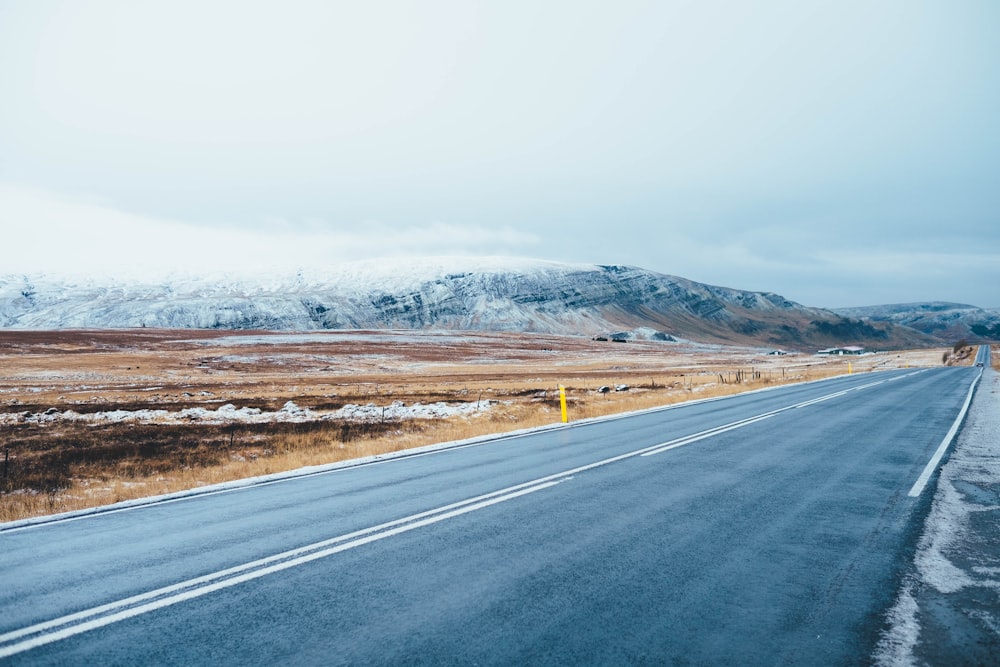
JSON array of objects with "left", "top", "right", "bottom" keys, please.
[
  {"left": 834, "top": 302, "right": 1000, "bottom": 343},
  {"left": 0, "top": 257, "right": 935, "bottom": 349}
]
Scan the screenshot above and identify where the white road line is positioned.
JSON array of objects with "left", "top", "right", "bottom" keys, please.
[
  {"left": 0, "top": 481, "right": 549, "bottom": 645},
  {"left": 0, "top": 371, "right": 917, "bottom": 658},
  {"left": 908, "top": 369, "right": 983, "bottom": 497},
  {"left": 0, "top": 480, "right": 562, "bottom": 659},
  {"left": 3, "top": 371, "right": 917, "bottom": 535},
  {"left": 791, "top": 379, "right": 886, "bottom": 408},
  {"left": 0, "top": 428, "right": 561, "bottom": 535},
  {"left": 640, "top": 412, "right": 781, "bottom": 457},
  {"left": 641, "top": 378, "right": 888, "bottom": 457}
]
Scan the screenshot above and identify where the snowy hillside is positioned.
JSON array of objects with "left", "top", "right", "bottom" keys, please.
[
  {"left": 0, "top": 257, "right": 934, "bottom": 349},
  {"left": 834, "top": 302, "right": 1000, "bottom": 343}
]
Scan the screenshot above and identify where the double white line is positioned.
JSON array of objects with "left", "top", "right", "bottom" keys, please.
[
  {"left": 0, "top": 372, "right": 924, "bottom": 658},
  {"left": 0, "top": 479, "right": 563, "bottom": 659},
  {"left": 640, "top": 377, "right": 891, "bottom": 457}
]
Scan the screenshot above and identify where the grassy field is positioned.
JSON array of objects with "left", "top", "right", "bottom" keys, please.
[{"left": 0, "top": 329, "right": 965, "bottom": 522}]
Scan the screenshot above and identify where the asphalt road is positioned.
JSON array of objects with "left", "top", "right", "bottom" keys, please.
[
  {"left": 974, "top": 343, "right": 991, "bottom": 367},
  {"left": 0, "top": 366, "right": 984, "bottom": 665}
]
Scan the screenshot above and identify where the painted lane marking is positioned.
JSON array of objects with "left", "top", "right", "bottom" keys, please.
[
  {"left": 3, "top": 370, "right": 925, "bottom": 535},
  {"left": 0, "top": 370, "right": 924, "bottom": 657},
  {"left": 0, "top": 478, "right": 560, "bottom": 645},
  {"left": 908, "top": 369, "right": 983, "bottom": 497},
  {"left": 641, "top": 378, "right": 893, "bottom": 457},
  {"left": 640, "top": 412, "right": 782, "bottom": 457},
  {"left": 0, "top": 480, "right": 563, "bottom": 659}
]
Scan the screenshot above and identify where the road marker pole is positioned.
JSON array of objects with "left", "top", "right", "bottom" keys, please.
[
  {"left": 559, "top": 385, "right": 568, "bottom": 423},
  {"left": 848, "top": 362, "right": 853, "bottom": 375}
]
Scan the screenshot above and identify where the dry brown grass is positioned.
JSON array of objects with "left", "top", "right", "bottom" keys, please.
[{"left": 0, "top": 329, "right": 945, "bottom": 522}]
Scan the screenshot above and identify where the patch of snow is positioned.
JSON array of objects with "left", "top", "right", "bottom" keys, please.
[
  {"left": 1, "top": 257, "right": 825, "bottom": 346},
  {"left": 0, "top": 398, "right": 491, "bottom": 426},
  {"left": 215, "top": 354, "right": 265, "bottom": 363},
  {"left": 873, "top": 587, "right": 920, "bottom": 667},
  {"left": 182, "top": 331, "right": 487, "bottom": 347},
  {"left": 332, "top": 400, "right": 489, "bottom": 421},
  {"left": 874, "top": 369, "right": 1000, "bottom": 665}
]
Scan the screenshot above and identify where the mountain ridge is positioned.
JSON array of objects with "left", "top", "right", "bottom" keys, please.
[
  {"left": 0, "top": 257, "right": 939, "bottom": 350},
  {"left": 833, "top": 302, "right": 1000, "bottom": 343}
]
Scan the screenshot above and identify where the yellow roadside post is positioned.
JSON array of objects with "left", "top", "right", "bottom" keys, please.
[
  {"left": 559, "top": 385, "right": 568, "bottom": 423},
  {"left": 848, "top": 362, "right": 853, "bottom": 375}
]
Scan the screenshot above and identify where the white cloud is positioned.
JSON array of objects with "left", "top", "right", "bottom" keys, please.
[
  {"left": 0, "top": 184, "right": 539, "bottom": 278},
  {"left": 1, "top": 3, "right": 997, "bottom": 309},
  {"left": 325, "top": 220, "right": 539, "bottom": 257}
]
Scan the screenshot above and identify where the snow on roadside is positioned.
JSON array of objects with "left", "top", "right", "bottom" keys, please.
[
  {"left": 0, "top": 399, "right": 493, "bottom": 426},
  {"left": 873, "top": 368, "right": 1000, "bottom": 665}
]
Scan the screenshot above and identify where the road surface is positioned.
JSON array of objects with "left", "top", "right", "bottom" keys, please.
[
  {"left": 974, "top": 342, "right": 991, "bottom": 367},
  {"left": 0, "top": 365, "right": 984, "bottom": 665}
]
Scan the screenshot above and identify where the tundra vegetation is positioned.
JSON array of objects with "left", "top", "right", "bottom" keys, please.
[{"left": 0, "top": 330, "right": 952, "bottom": 522}]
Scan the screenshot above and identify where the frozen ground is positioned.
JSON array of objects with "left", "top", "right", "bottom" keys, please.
[
  {"left": 875, "top": 368, "right": 1000, "bottom": 665},
  {"left": 0, "top": 399, "right": 493, "bottom": 426}
]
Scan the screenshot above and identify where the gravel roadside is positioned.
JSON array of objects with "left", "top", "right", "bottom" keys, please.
[{"left": 875, "top": 367, "right": 1000, "bottom": 665}]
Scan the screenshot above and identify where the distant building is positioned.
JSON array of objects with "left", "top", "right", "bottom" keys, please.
[{"left": 817, "top": 346, "right": 865, "bottom": 355}]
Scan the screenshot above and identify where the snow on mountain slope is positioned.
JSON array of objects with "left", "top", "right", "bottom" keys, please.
[
  {"left": 0, "top": 257, "right": 934, "bottom": 349},
  {"left": 834, "top": 302, "right": 1000, "bottom": 343}
]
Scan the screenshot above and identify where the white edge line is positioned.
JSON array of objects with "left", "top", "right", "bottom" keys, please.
[
  {"left": 1, "top": 367, "right": 913, "bottom": 533},
  {"left": 7, "top": 407, "right": 784, "bottom": 650},
  {"left": 0, "top": 366, "right": 948, "bottom": 655},
  {"left": 6, "top": 376, "right": 882, "bottom": 650},
  {"left": 907, "top": 369, "right": 983, "bottom": 497}
]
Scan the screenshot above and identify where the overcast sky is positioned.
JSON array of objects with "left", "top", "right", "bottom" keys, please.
[{"left": 1, "top": 1, "right": 998, "bottom": 308}]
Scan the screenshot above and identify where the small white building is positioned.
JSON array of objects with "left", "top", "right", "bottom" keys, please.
[{"left": 817, "top": 346, "right": 865, "bottom": 356}]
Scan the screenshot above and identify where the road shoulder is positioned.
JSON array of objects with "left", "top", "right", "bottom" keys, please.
[{"left": 875, "top": 367, "right": 1000, "bottom": 665}]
